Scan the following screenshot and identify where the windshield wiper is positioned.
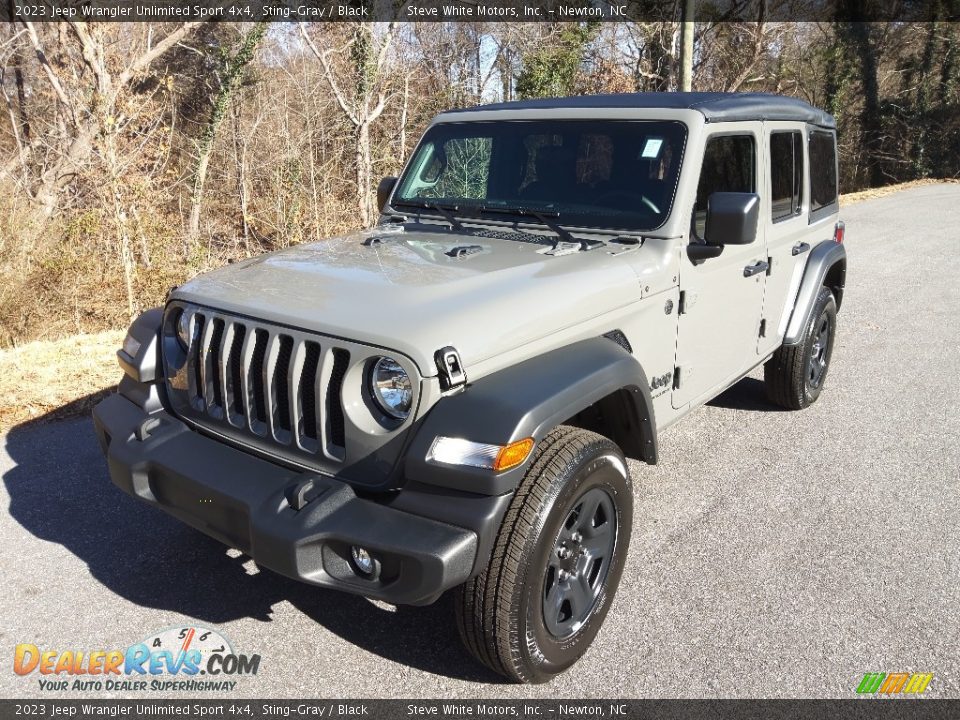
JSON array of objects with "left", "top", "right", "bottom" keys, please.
[
  {"left": 393, "top": 200, "right": 463, "bottom": 231},
  {"left": 477, "top": 206, "right": 599, "bottom": 251}
]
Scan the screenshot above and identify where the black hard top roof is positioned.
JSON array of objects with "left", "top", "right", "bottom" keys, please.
[{"left": 448, "top": 92, "right": 836, "bottom": 129}]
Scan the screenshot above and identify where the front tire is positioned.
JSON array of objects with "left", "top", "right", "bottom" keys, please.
[
  {"left": 764, "top": 286, "right": 837, "bottom": 409},
  {"left": 455, "top": 426, "right": 632, "bottom": 683}
]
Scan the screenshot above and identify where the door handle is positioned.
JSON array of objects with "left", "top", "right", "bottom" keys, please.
[
  {"left": 791, "top": 242, "right": 811, "bottom": 256},
  {"left": 743, "top": 261, "right": 769, "bottom": 277}
]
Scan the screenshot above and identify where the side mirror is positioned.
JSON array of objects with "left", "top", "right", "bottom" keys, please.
[
  {"left": 377, "top": 176, "right": 397, "bottom": 214},
  {"left": 704, "top": 192, "right": 759, "bottom": 246}
]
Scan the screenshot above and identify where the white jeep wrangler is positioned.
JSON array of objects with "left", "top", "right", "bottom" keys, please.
[{"left": 95, "top": 92, "right": 845, "bottom": 683}]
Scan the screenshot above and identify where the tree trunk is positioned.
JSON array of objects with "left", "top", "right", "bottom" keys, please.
[
  {"left": 356, "top": 120, "right": 372, "bottom": 227},
  {"left": 680, "top": 0, "right": 695, "bottom": 91},
  {"left": 188, "top": 23, "right": 267, "bottom": 241}
]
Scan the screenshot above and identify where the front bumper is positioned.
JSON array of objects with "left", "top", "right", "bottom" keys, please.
[{"left": 92, "top": 393, "right": 478, "bottom": 605}]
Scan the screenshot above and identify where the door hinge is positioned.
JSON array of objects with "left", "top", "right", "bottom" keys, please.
[
  {"left": 759, "top": 319, "right": 767, "bottom": 338},
  {"left": 678, "top": 290, "right": 698, "bottom": 314},
  {"left": 672, "top": 366, "right": 682, "bottom": 390},
  {"left": 766, "top": 256, "right": 773, "bottom": 275}
]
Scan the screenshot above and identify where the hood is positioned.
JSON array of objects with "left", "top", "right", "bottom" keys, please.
[{"left": 171, "top": 226, "right": 643, "bottom": 376}]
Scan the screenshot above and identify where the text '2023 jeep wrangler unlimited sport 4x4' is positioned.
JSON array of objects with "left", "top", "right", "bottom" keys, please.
[{"left": 94, "top": 92, "right": 846, "bottom": 683}]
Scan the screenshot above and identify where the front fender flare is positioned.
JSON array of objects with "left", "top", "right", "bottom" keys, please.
[{"left": 405, "top": 337, "right": 657, "bottom": 495}]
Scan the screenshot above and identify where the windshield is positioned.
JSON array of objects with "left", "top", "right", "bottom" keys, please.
[{"left": 394, "top": 119, "right": 687, "bottom": 232}]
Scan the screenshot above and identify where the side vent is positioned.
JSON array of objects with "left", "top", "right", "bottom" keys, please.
[{"left": 603, "top": 330, "right": 632, "bottom": 354}]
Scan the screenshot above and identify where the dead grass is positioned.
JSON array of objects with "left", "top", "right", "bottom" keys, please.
[
  {"left": 0, "top": 330, "right": 124, "bottom": 432},
  {"left": 840, "top": 177, "right": 960, "bottom": 206}
]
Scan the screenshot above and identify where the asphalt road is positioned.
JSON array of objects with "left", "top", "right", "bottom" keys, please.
[{"left": 2, "top": 184, "right": 958, "bottom": 700}]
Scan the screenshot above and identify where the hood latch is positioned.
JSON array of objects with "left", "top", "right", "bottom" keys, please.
[{"left": 435, "top": 346, "right": 467, "bottom": 390}]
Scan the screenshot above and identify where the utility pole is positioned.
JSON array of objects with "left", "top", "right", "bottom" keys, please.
[{"left": 680, "top": 0, "right": 695, "bottom": 91}]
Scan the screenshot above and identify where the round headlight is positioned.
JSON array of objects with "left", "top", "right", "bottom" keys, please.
[
  {"left": 175, "top": 310, "right": 192, "bottom": 350},
  {"left": 370, "top": 357, "right": 412, "bottom": 420}
]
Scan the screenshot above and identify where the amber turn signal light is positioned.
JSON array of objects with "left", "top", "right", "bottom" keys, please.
[{"left": 493, "top": 438, "right": 535, "bottom": 472}]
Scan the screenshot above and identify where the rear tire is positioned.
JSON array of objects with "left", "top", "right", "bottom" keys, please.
[
  {"left": 454, "top": 426, "right": 632, "bottom": 683},
  {"left": 764, "top": 286, "right": 837, "bottom": 409}
]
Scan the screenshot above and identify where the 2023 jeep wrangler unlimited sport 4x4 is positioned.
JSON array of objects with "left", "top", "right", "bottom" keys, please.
[{"left": 94, "top": 92, "right": 846, "bottom": 683}]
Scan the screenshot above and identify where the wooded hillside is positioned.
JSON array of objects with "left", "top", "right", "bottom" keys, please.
[{"left": 1, "top": 16, "right": 958, "bottom": 345}]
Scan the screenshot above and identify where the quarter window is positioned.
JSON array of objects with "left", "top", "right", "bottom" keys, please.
[
  {"left": 809, "top": 130, "right": 838, "bottom": 216},
  {"left": 693, "top": 134, "right": 756, "bottom": 239},
  {"left": 770, "top": 131, "right": 804, "bottom": 221}
]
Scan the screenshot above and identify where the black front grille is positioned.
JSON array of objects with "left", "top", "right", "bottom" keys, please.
[{"left": 181, "top": 311, "right": 350, "bottom": 460}]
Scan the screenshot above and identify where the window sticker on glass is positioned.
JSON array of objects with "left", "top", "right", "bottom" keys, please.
[{"left": 641, "top": 138, "right": 664, "bottom": 159}]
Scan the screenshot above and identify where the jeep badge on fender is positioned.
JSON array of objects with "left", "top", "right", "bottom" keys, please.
[{"left": 94, "top": 92, "right": 845, "bottom": 684}]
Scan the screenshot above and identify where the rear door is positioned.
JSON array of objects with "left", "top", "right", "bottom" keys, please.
[
  {"left": 758, "top": 124, "right": 810, "bottom": 355},
  {"left": 673, "top": 126, "right": 767, "bottom": 409}
]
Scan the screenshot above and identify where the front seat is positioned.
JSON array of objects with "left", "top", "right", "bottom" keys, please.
[{"left": 520, "top": 145, "right": 576, "bottom": 203}]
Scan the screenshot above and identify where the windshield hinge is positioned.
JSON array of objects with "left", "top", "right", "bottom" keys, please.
[{"left": 435, "top": 346, "right": 467, "bottom": 390}]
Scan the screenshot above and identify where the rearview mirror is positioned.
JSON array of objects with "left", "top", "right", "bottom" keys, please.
[
  {"left": 377, "top": 176, "right": 397, "bottom": 214},
  {"left": 704, "top": 192, "right": 759, "bottom": 246}
]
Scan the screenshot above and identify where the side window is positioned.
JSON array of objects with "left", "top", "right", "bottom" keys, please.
[
  {"left": 809, "top": 130, "right": 838, "bottom": 218},
  {"left": 693, "top": 134, "right": 755, "bottom": 239},
  {"left": 770, "top": 131, "right": 803, "bottom": 222}
]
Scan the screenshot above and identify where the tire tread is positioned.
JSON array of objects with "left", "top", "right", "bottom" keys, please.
[{"left": 454, "top": 426, "right": 617, "bottom": 682}]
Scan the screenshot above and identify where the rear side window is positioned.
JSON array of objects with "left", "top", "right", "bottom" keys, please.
[
  {"left": 809, "top": 130, "right": 838, "bottom": 219},
  {"left": 770, "top": 131, "right": 803, "bottom": 222},
  {"left": 693, "top": 134, "right": 755, "bottom": 238}
]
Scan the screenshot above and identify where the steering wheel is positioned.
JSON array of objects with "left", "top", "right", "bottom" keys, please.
[{"left": 595, "top": 191, "right": 661, "bottom": 215}]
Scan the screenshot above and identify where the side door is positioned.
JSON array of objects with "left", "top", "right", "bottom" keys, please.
[
  {"left": 758, "top": 124, "right": 809, "bottom": 356},
  {"left": 673, "top": 127, "right": 767, "bottom": 409}
]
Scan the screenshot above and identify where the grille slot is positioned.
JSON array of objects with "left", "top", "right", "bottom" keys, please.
[
  {"left": 226, "top": 324, "right": 246, "bottom": 418},
  {"left": 171, "top": 309, "right": 372, "bottom": 466},
  {"left": 206, "top": 318, "right": 226, "bottom": 413},
  {"left": 248, "top": 329, "right": 269, "bottom": 432},
  {"left": 271, "top": 335, "right": 294, "bottom": 439},
  {"left": 188, "top": 313, "right": 206, "bottom": 407},
  {"left": 299, "top": 342, "right": 322, "bottom": 443},
  {"left": 327, "top": 349, "right": 350, "bottom": 451}
]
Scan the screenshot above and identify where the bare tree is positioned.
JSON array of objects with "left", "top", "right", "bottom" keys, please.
[
  {"left": 300, "top": 21, "right": 397, "bottom": 227},
  {"left": 19, "top": 22, "right": 203, "bottom": 223}
]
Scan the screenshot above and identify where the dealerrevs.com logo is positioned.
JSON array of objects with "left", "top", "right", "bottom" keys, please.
[
  {"left": 856, "top": 672, "right": 934, "bottom": 695},
  {"left": 13, "top": 626, "right": 260, "bottom": 692}
]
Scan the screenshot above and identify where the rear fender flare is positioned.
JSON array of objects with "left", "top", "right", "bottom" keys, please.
[{"left": 784, "top": 240, "right": 846, "bottom": 346}]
